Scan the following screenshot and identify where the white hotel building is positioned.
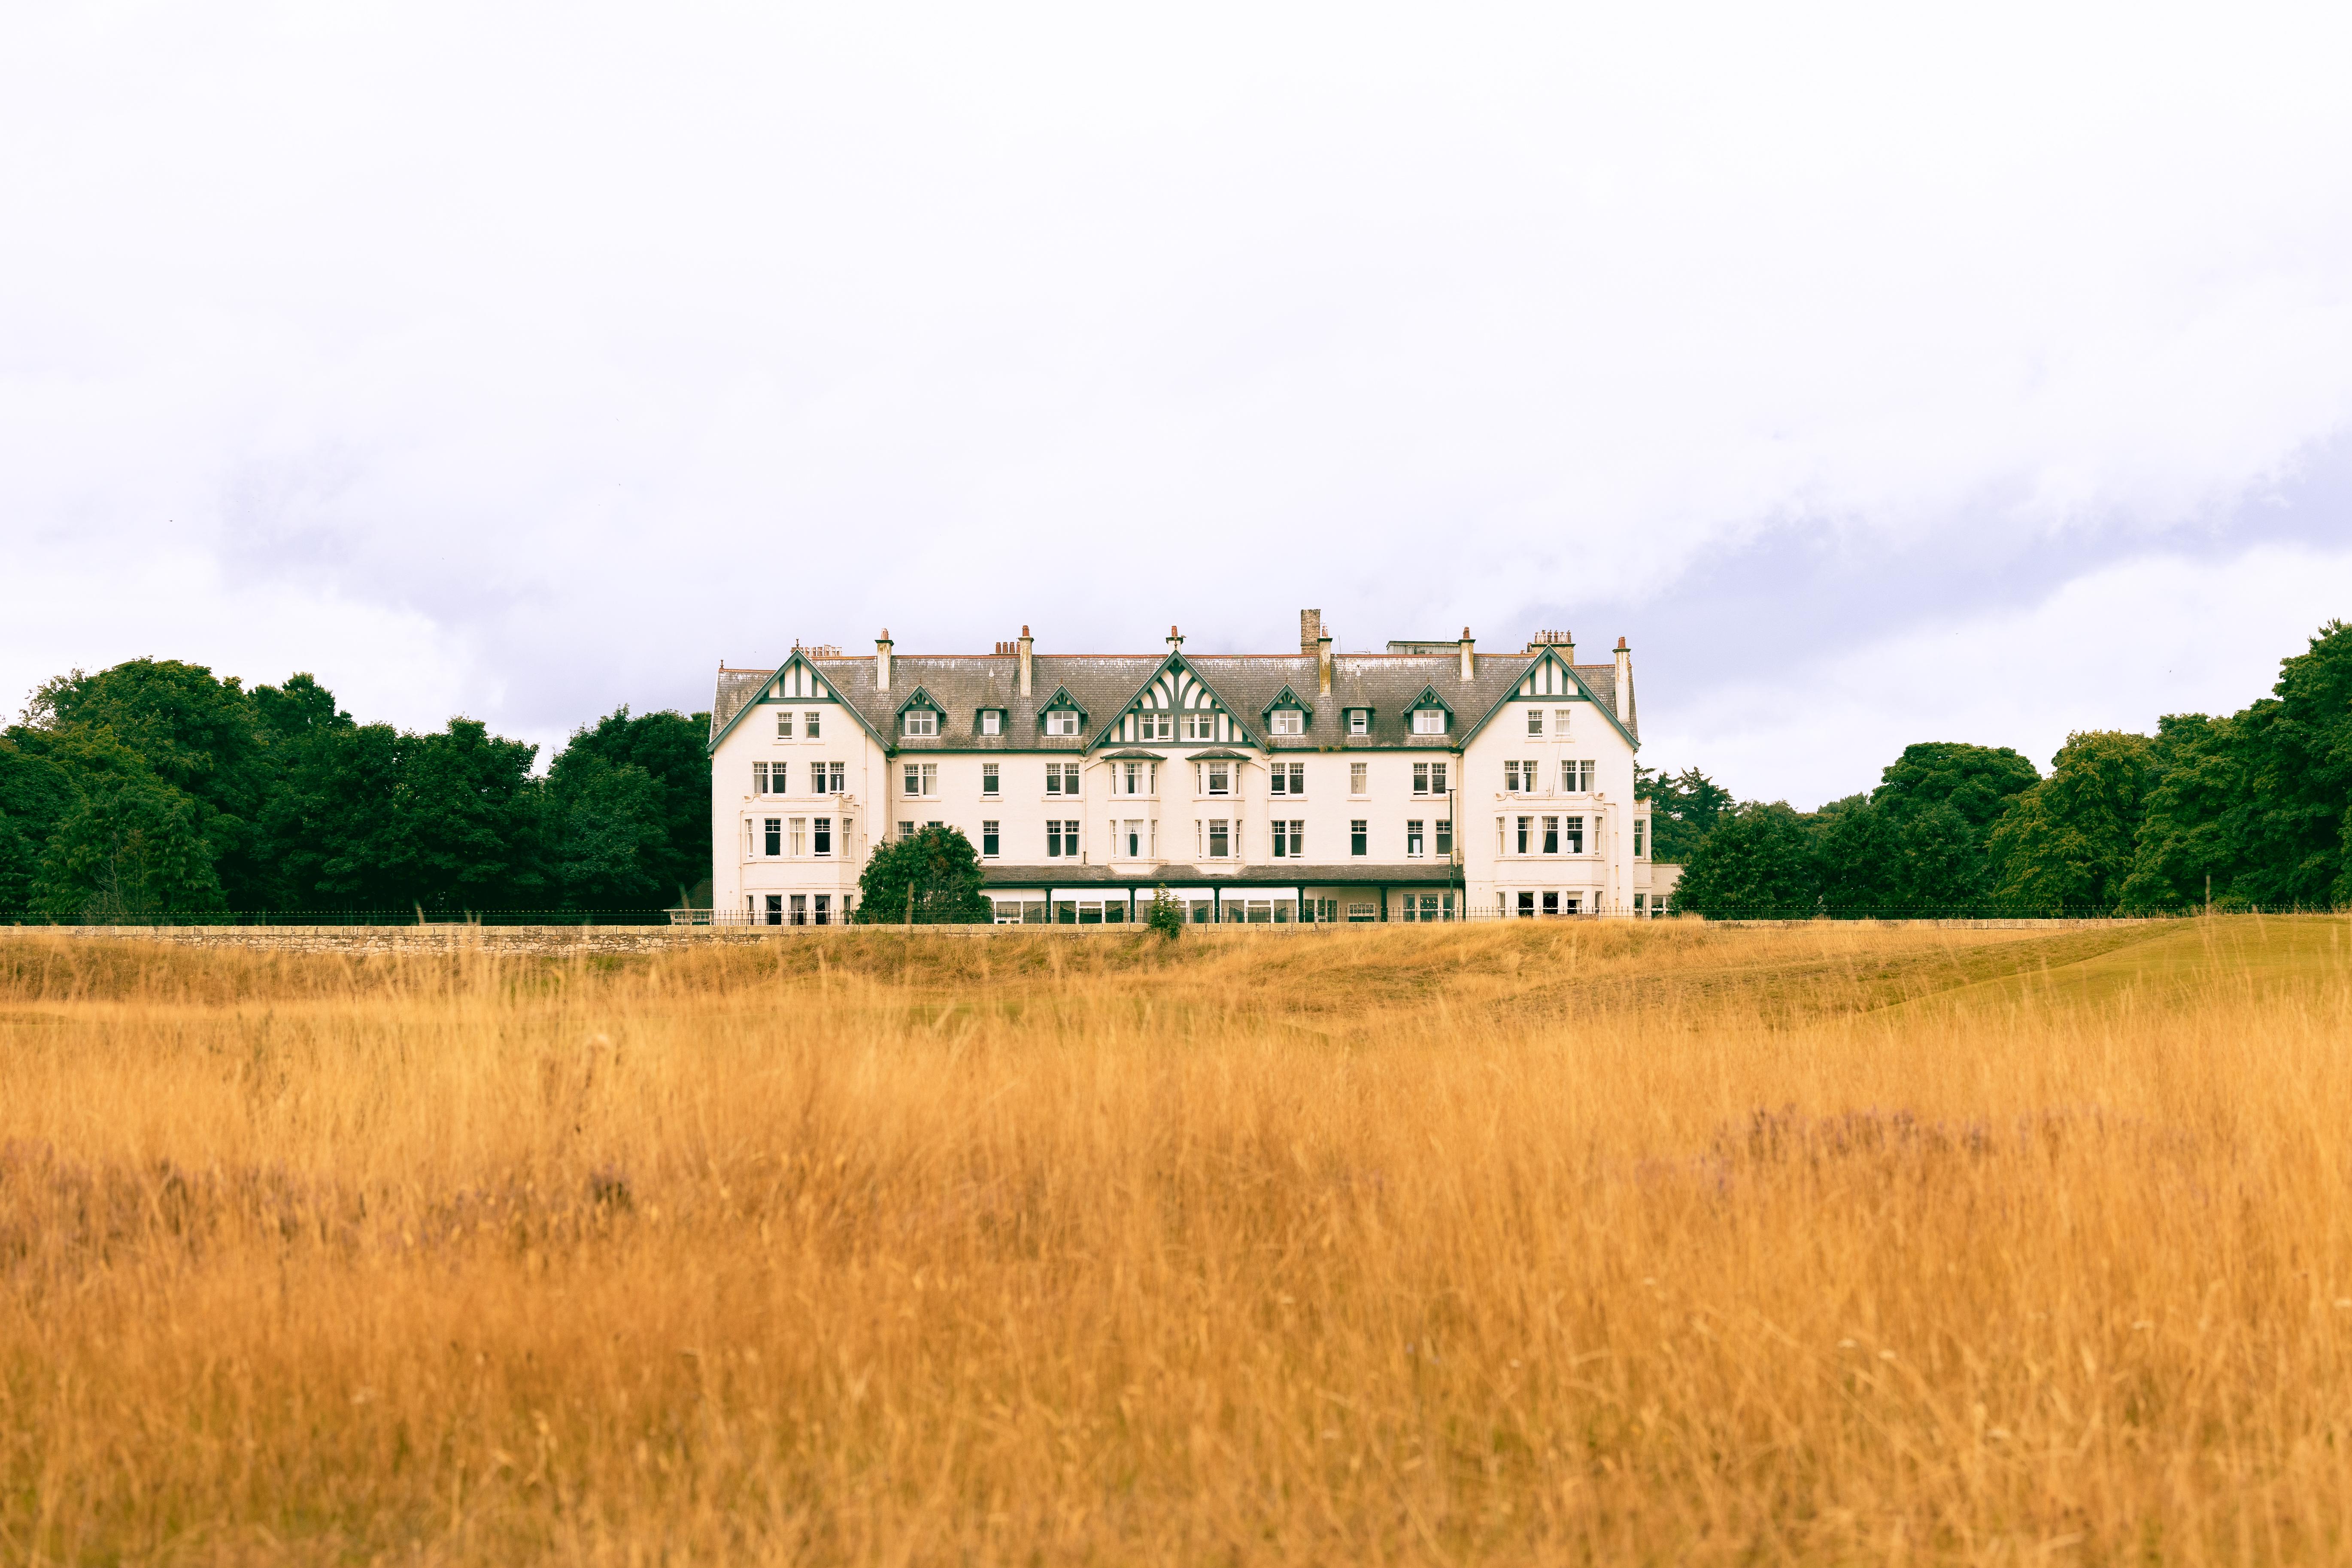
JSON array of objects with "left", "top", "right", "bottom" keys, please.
[{"left": 707, "top": 613, "right": 1676, "bottom": 924}]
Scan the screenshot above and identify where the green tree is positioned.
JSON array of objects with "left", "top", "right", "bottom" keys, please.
[
  {"left": 1988, "top": 731, "right": 2154, "bottom": 913},
  {"left": 1146, "top": 885, "right": 1184, "bottom": 940},
  {"left": 28, "top": 735, "right": 225, "bottom": 918},
  {"left": 0, "top": 808, "right": 33, "bottom": 913},
  {"left": 2118, "top": 713, "right": 2248, "bottom": 912},
  {"left": 545, "top": 752, "right": 671, "bottom": 909},
  {"left": 0, "top": 737, "right": 76, "bottom": 891},
  {"left": 1672, "top": 801, "right": 1819, "bottom": 918},
  {"left": 1637, "top": 766, "right": 1735, "bottom": 862},
  {"left": 1871, "top": 742, "right": 2040, "bottom": 832},
  {"left": 2227, "top": 620, "right": 2352, "bottom": 907},
  {"left": 544, "top": 707, "right": 711, "bottom": 903},
  {"left": 20, "top": 659, "right": 273, "bottom": 906},
  {"left": 855, "top": 825, "right": 990, "bottom": 924}
]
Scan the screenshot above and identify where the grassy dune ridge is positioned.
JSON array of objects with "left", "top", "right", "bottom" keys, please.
[{"left": 3, "top": 918, "right": 2351, "bottom": 1562}]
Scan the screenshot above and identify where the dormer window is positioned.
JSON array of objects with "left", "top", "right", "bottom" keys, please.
[
  {"left": 903, "top": 710, "right": 938, "bottom": 737},
  {"left": 1348, "top": 710, "right": 1369, "bottom": 736},
  {"left": 1046, "top": 709, "right": 1080, "bottom": 736},
  {"left": 1271, "top": 708, "right": 1303, "bottom": 737},
  {"left": 980, "top": 710, "right": 1001, "bottom": 736},
  {"left": 1412, "top": 709, "right": 1445, "bottom": 735}
]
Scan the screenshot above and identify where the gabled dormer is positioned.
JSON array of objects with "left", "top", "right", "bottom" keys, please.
[
  {"left": 1102, "top": 656, "right": 1254, "bottom": 748},
  {"left": 894, "top": 685, "right": 947, "bottom": 740},
  {"left": 1405, "top": 684, "right": 1454, "bottom": 737},
  {"left": 1036, "top": 685, "right": 1089, "bottom": 739},
  {"left": 1259, "top": 684, "right": 1313, "bottom": 740},
  {"left": 1517, "top": 648, "right": 1582, "bottom": 698}
]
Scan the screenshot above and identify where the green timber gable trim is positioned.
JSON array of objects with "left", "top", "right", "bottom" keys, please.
[
  {"left": 1457, "top": 649, "right": 1640, "bottom": 752},
  {"left": 705, "top": 650, "right": 891, "bottom": 755}
]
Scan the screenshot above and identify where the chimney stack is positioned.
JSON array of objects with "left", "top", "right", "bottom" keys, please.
[
  {"left": 1613, "top": 636, "right": 1633, "bottom": 725},
  {"left": 1017, "top": 625, "right": 1033, "bottom": 698},
  {"left": 1167, "top": 624, "right": 1184, "bottom": 653},
  {"left": 1317, "top": 627, "right": 1334, "bottom": 696},
  {"left": 1299, "top": 608, "right": 1323, "bottom": 654},
  {"left": 1458, "top": 626, "right": 1475, "bottom": 682},
  {"left": 876, "top": 628, "right": 893, "bottom": 692}
]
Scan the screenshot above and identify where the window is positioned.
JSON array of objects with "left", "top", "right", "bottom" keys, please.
[
  {"left": 1542, "top": 891, "right": 1560, "bottom": 916},
  {"left": 1406, "top": 893, "right": 1451, "bottom": 923},
  {"left": 1635, "top": 893, "right": 1648, "bottom": 916},
  {"left": 903, "top": 709, "right": 937, "bottom": 737},
  {"left": 981, "top": 763, "right": 1000, "bottom": 797},
  {"left": 1348, "top": 710, "right": 1369, "bottom": 735},
  {"left": 1047, "top": 820, "right": 1077, "bottom": 858},
  {"left": 1634, "top": 820, "right": 1647, "bottom": 856},
  {"left": 765, "top": 894, "right": 783, "bottom": 926},
  {"left": 1272, "top": 819, "right": 1304, "bottom": 858},
  {"left": 981, "top": 710, "right": 1001, "bottom": 736},
  {"left": 1414, "top": 709, "right": 1445, "bottom": 735},
  {"left": 1517, "top": 892, "right": 1536, "bottom": 919},
  {"left": 813, "top": 762, "right": 845, "bottom": 795},
  {"left": 790, "top": 894, "right": 807, "bottom": 926},
  {"left": 1564, "top": 816, "right": 1584, "bottom": 854},
  {"left": 1122, "top": 819, "right": 1145, "bottom": 857},
  {"left": 1542, "top": 815, "right": 1559, "bottom": 855},
  {"left": 812, "top": 817, "right": 833, "bottom": 855},
  {"left": 763, "top": 818, "right": 782, "bottom": 856},
  {"left": 897, "top": 822, "right": 916, "bottom": 840},
  {"left": 1411, "top": 762, "right": 1449, "bottom": 797},
  {"left": 982, "top": 819, "right": 1000, "bottom": 857},
  {"left": 1563, "top": 759, "right": 1594, "bottom": 793},
  {"left": 1435, "top": 819, "right": 1452, "bottom": 857},
  {"left": 1119, "top": 761, "right": 1157, "bottom": 795},
  {"left": 812, "top": 894, "right": 831, "bottom": 926},
  {"left": 1554, "top": 708, "right": 1572, "bottom": 739},
  {"left": 1272, "top": 708, "right": 1302, "bottom": 736},
  {"left": 1350, "top": 819, "right": 1368, "bottom": 856},
  {"left": 1406, "top": 819, "right": 1425, "bottom": 858},
  {"left": 789, "top": 818, "right": 806, "bottom": 856},
  {"left": 1202, "top": 763, "right": 1230, "bottom": 796},
  {"left": 1503, "top": 760, "right": 1537, "bottom": 793},
  {"left": 1046, "top": 762, "right": 1080, "bottom": 796},
  {"left": 903, "top": 762, "right": 937, "bottom": 797},
  {"left": 1139, "top": 712, "right": 1172, "bottom": 741},
  {"left": 1311, "top": 897, "right": 1340, "bottom": 923},
  {"left": 1346, "top": 900, "right": 1376, "bottom": 923},
  {"left": 1046, "top": 709, "right": 1081, "bottom": 736},
  {"left": 1349, "top": 761, "right": 1368, "bottom": 795},
  {"left": 1182, "top": 712, "right": 1215, "bottom": 741},
  {"left": 1206, "top": 819, "right": 1231, "bottom": 859},
  {"left": 775, "top": 710, "right": 793, "bottom": 739},
  {"left": 1271, "top": 762, "right": 1305, "bottom": 796},
  {"left": 754, "top": 761, "right": 783, "bottom": 795},
  {"left": 1515, "top": 816, "right": 1532, "bottom": 854},
  {"left": 805, "top": 712, "right": 821, "bottom": 740},
  {"left": 1527, "top": 708, "right": 1545, "bottom": 738}
]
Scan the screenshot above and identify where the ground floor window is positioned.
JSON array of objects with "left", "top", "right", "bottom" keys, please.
[
  {"left": 1347, "top": 900, "right": 1377, "bottom": 923},
  {"left": 1402, "top": 893, "right": 1453, "bottom": 922},
  {"left": 764, "top": 894, "right": 783, "bottom": 925},
  {"left": 1311, "top": 897, "right": 1340, "bottom": 923},
  {"left": 1516, "top": 891, "right": 1535, "bottom": 918}
]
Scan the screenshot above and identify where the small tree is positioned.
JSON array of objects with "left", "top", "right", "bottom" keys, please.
[
  {"left": 1145, "top": 884, "right": 1184, "bottom": 940},
  {"left": 855, "top": 825, "right": 992, "bottom": 925}
]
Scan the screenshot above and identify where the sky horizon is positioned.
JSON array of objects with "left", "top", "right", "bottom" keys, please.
[{"left": 6, "top": 3, "right": 2347, "bottom": 810}]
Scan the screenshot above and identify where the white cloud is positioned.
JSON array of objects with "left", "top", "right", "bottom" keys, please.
[
  {"left": 1, "top": 1, "right": 2348, "bottom": 774},
  {"left": 1663, "top": 544, "right": 2352, "bottom": 808}
]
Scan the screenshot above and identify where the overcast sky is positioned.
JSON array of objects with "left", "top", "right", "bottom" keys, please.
[{"left": 5, "top": 3, "right": 2348, "bottom": 807}]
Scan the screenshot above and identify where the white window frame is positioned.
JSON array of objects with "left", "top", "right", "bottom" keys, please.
[
  {"left": 1414, "top": 709, "right": 1445, "bottom": 735},
  {"left": 1140, "top": 712, "right": 1172, "bottom": 742},
  {"left": 804, "top": 711, "right": 821, "bottom": 740},
  {"left": 1349, "top": 819, "right": 1368, "bottom": 857},
  {"left": 903, "top": 709, "right": 938, "bottom": 738},
  {"left": 1047, "top": 709, "right": 1080, "bottom": 737},
  {"left": 980, "top": 710, "right": 1001, "bottom": 736},
  {"left": 775, "top": 710, "right": 793, "bottom": 739},
  {"left": 981, "top": 763, "right": 1000, "bottom": 797},
  {"left": 1406, "top": 819, "right": 1425, "bottom": 858},
  {"left": 1526, "top": 708, "right": 1545, "bottom": 738},
  {"left": 981, "top": 819, "right": 1000, "bottom": 858},
  {"left": 1348, "top": 710, "right": 1369, "bottom": 736},
  {"left": 1271, "top": 708, "right": 1302, "bottom": 736},
  {"left": 1349, "top": 761, "right": 1368, "bottom": 796}
]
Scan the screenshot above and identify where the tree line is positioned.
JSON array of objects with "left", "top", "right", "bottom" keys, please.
[
  {"left": 1651, "top": 619, "right": 2352, "bottom": 917},
  {"left": 0, "top": 660, "right": 711, "bottom": 919}
]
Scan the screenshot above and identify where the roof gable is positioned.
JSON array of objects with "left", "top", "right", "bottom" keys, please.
[
  {"left": 1456, "top": 649, "right": 1640, "bottom": 751},
  {"left": 706, "top": 649, "right": 885, "bottom": 753},
  {"left": 1093, "top": 653, "right": 1260, "bottom": 749}
]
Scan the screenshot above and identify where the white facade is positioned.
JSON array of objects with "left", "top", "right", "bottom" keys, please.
[{"left": 707, "top": 616, "right": 1668, "bottom": 924}]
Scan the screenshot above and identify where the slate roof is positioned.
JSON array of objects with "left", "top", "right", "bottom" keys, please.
[{"left": 711, "top": 648, "right": 1635, "bottom": 751}]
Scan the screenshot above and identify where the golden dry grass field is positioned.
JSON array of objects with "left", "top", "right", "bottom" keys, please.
[{"left": 4, "top": 916, "right": 2352, "bottom": 1565}]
